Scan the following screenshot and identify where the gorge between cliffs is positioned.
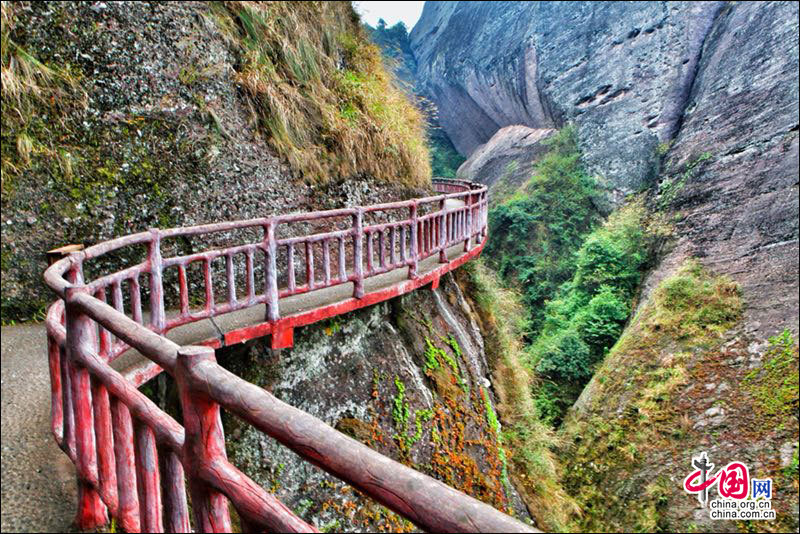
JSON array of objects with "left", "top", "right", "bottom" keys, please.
[{"left": 1, "top": 1, "right": 798, "bottom": 533}]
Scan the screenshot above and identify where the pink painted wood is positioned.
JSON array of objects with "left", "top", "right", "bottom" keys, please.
[{"left": 42, "top": 179, "right": 536, "bottom": 533}]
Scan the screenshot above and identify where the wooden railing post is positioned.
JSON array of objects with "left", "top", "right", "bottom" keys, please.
[
  {"left": 464, "top": 192, "right": 473, "bottom": 251},
  {"left": 439, "top": 198, "right": 448, "bottom": 263},
  {"left": 353, "top": 209, "right": 364, "bottom": 298},
  {"left": 148, "top": 229, "right": 166, "bottom": 331},
  {"left": 265, "top": 222, "right": 280, "bottom": 322},
  {"left": 409, "top": 202, "right": 418, "bottom": 278},
  {"left": 176, "top": 346, "right": 233, "bottom": 533},
  {"left": 64, "top": 256, "right": 108, "bottom": 530}
]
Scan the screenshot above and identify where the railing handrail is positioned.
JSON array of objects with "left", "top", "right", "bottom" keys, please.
[{"left": 42, "top": 178, "right": 535, "bottom": 533}]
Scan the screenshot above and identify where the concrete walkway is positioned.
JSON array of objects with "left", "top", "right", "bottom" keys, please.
[{"left": 1, "top": 322, "right": 77, "bottom": 533}]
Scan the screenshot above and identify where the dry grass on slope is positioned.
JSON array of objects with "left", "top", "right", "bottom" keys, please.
[
  {"left": 458, "top": 260, "right": 579, "bottom": 532},
  {"left": 207, "top": 1, "right": 431, "bottom": 187}
]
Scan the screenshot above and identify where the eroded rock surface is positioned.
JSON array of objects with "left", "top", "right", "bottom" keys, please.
[
  {"left": 218, "top": 274, "right": 531, "bottom": 531},
  {"left": 456, "top": 126, "right": 555, "bottom": 200},
  {"left": 411, "top": 1, "right": 725, "bottom": 195}
]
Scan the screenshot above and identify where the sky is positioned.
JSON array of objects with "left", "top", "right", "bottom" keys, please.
[{"left": 352, "top": 1, "right": 426, "bottom": 30}]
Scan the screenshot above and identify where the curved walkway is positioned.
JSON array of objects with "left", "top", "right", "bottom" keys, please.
[
  {"left": 10, "top": 179, "right": 530, "bottom": 533},
  {"left": 0, "top": 241, "right": 477, "bottom": 533}
]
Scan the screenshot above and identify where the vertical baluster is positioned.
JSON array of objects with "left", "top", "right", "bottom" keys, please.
[
  {"left": 130, "top": 275, "right": 142, "bottom": 324},
  {"left": 112, "top": 281, "right": 123, "bottom": 313},
  {"left": 60, "top": 342, "right": 76, "bottom": 461},
  {"left": 305, "top": 241, "right": 315, "bottom": 290},
  {"left": 111, "top": 281, "right": 124, "bottom": 350},
  {"left": 424, "top": 218, "right": 429, "bottom": 255},
  {"left": 379, "top": 230, "right": 387, "bottom": 269},
  {"left": 226, "top": 253, "right": 236, "bottom": 306},
  {"left": 204, "top": 258, "right": 214, "bottom": 313},
  {"left": 112, "top": 398, "right": 140, "bottom": 533},
  {"left": 66, "top": 276, "right": 108, "bottom": 529},
  {"left": 161, "top": 450, "right": 190, "bottom": 533},
  {"left": 47, "top": 332, "right": 65, "bottom": 448},
  {"left": 135, "top": 422, "right": 162, "bottom": 532},
  {"left": 176, "top": 346, "right": 233, "bottom": 533},
  {"left": 95, "top": 288, "right": 111, "bottom": 358},
  {"left": 338, "top": 237, "right": 346, "bottom": 282},
  {"left": 287, "top": 243, "right": 296, "bottom": 293},
  {"left": 178, "top": 264, "right": 189, "bottom": 316},
  {"left": 439, "top": 199, "right": 448, "bottom": 263},
  {"left": 409, "top": 203, "right": 418, "bottom": 278},
  {"left": 265, "top": 223, "right": 280, "bottom": 322},
  {"left": 323, "top": 239, "right": 331, "bottom": 285},
  {"left": 465, "top": 192, "right": 473, "bottom": 251},
  {"left": 365, "top": 230, "right": 373, "bottom": 274},
  {"left": 425, "top": 219, "right": 430, "bottom": 254},
  {"left": 353, "top": 209, "right": 364, "bottom": 298},
  {"left": 245, "top": 249, "right": 255, "bottom": 303},
  {"left": 400, "top": 225, "right": 407, "bottom": 263},
  {"left": 390, "top": 226, "right": 397, "bottom": 266},
  {"left": 148, "top": 230, "right": 165, "bottom": 332},
  {"left": 92, "top": 378, "right": 118, "bottom": 517}
]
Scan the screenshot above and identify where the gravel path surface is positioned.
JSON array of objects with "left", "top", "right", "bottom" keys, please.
[{"left": 1, "top": 323, "right": 77, "bottom": 533}]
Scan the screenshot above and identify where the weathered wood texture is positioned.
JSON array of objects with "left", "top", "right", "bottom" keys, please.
[{"left": 42, "top": 180, "right": 535, "bottom": 533}]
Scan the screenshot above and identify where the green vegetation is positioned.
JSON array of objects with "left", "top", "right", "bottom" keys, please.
[
  {"left": 457, "top": 261, "right": 578, "bottom": 531},
  {"left": 1, "top": 2, "right": 86, "bottom": 193},
  {"left": 427, "top": 128, "right": 465, "bottom": 178},
  {"left": 744, "top": 329, "right": 799, "bottom": 421},
  {"left": 391, "top": 375, "right": 409, "bottom": 430},
  {"left": 485, "top": 125, "right": 601, "bottom": 336},
  {"left": 208, "top": 2, "right": 430, "bottom": 186},
  {"left": 656, "top": 151, "right": 712, "bottom": 209},
  {"left": 365, "top": 18, "right": 465, "bottom": 178},
  {"left": 561, "top": 259, "right": 742, "bottom": 532},
  {"left": 528, "top": 199, "right": 669, "bottom": 423}
]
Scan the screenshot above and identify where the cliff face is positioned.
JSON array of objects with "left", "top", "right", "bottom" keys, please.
[
  {"left": 1, "top": 1, "right": 429, "bottom": 321},
  {"left": 219, "top": 274, "right": 530, "bottom": 531},
  {"left": 411, "top": 1, "right": 725, "bottom": 196},
  {"left": 561, "top": 5, "right": 799, "bottom": 528},
  {"left": 412, "top": 1, "right": 799, "bottom": 531}
]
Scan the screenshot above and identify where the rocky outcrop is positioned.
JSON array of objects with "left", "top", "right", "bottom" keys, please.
[
  {"left": 218, "top": 274, "right": 531, "bottom": 531},
  {"left": 411, "top": 1, "right": 725, "bottom": 195},
  {"left": 653, "top": 0, "right": 799, "bottom": 340},
  {"left": 456, "top": 125, "right": 554, "bottom": 200},
  {"left": 0, "top": 1, "right": 427, "bottom": 321},
  {"left": 561, "top": 2, "right": 798, "bottom": 530}
]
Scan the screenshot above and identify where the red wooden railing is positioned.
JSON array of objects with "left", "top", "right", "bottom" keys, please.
[{"left": 43, "top": 179, "right": 535, "bottom": 532}]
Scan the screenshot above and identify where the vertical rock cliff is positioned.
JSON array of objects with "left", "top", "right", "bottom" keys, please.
[
  {"left": 411, "top": 1, "right": 799, "bottom": 532},
  {"left": 411, "top": 1, "right": 726, "bottom": 195},
  {"left": 219, "top": 274, "right": 530, "bottom": 531}
]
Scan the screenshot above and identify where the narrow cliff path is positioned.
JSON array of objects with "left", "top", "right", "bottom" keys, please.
[
  {"left": 1, "top": 322, "right": 76, "bottom": 533},
  {"left": 1, "top": 204, "right": 477, "bottom": 532}
]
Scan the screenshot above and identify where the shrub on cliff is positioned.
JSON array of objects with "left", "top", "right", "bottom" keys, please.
[{"left": 485, "top": 125, "right": 599, "bottom": 335}]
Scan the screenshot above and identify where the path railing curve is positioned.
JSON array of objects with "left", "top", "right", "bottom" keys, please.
[{"left": 43, "top": 178, "right": 535, "bottom": 533}]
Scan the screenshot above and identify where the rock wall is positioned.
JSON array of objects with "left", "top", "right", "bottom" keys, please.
[
  {"left": 0, "top": 1, "right": 428, "bottom": 321},
  {"left": 563, "top": 1, "right": 799, "bottom": 530},
  {"left": 455, "top": 125, "right": 554, "bottom": 202},
  {"left": 411, "top": 1, "right": 726, "bottom": 195},
  {"left": 413, "top": 1, "right": 799, "bottom": 531},
  {"left": 218, "top": 273, "right": 531, "bottom": 531}
]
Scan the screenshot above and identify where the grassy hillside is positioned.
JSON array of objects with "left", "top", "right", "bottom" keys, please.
[
  {"left": 1, "top": 1, "right": 431, "bottom": 322},
  {"left": 208, "top": 2, "right": 430, "bottom": 186},
  {"left": 560, "top": 260, "right": 799, "bottom": 532}
]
